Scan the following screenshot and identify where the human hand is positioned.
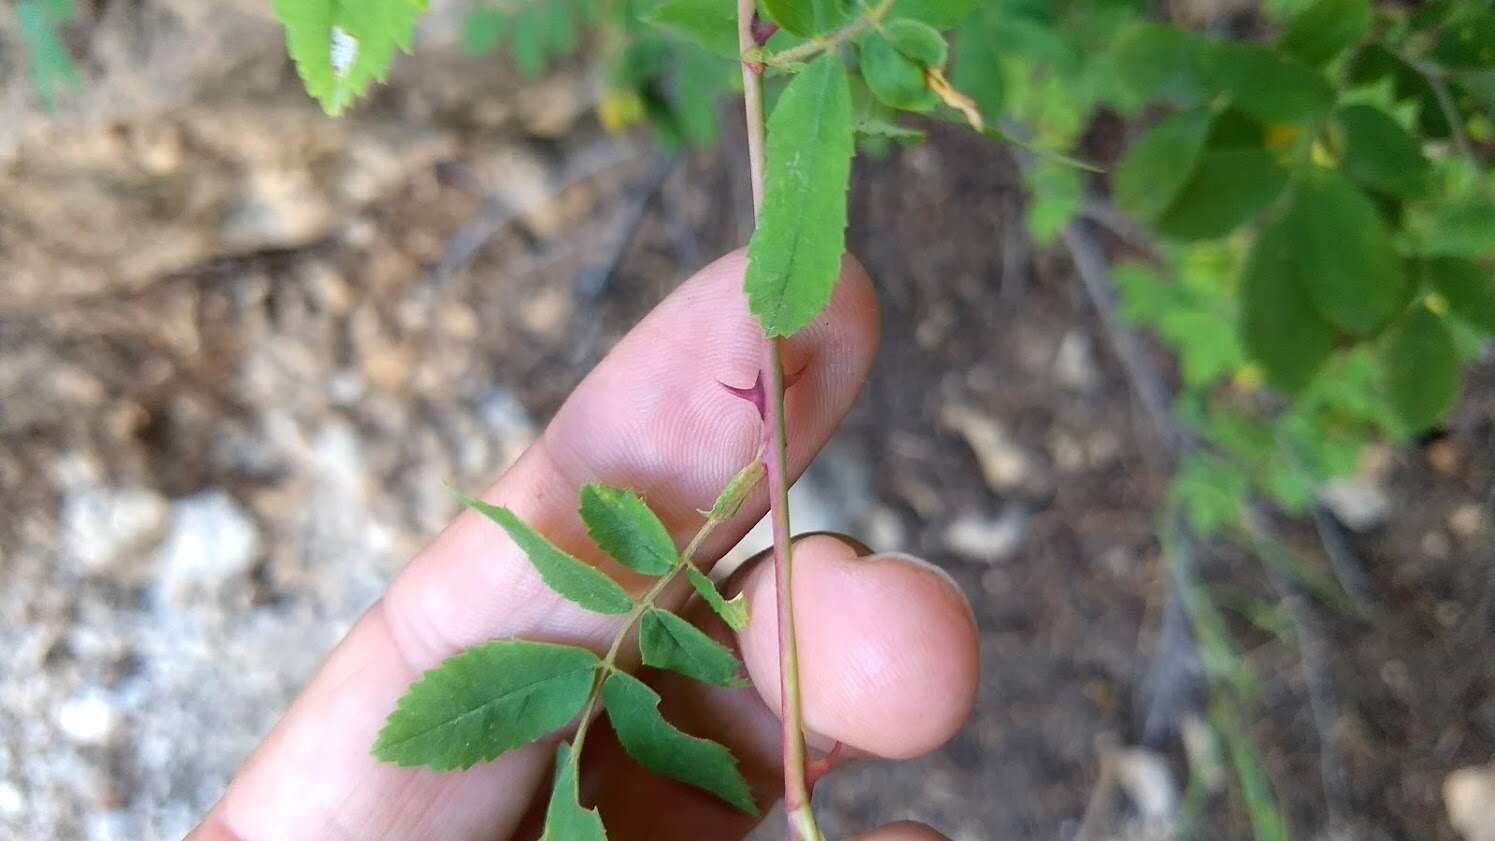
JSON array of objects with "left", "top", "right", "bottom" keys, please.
[{"left": 190, "top": 251, "right": 980, "bottom": 840}]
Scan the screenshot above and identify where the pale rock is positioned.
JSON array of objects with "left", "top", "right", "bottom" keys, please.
[
  {"left": 158, "top": 491, "right": 262, "bottom": 600},
  {"left": 864, "top": 506, "right": 907, "bottom": 553},
  {"left": 361, "top": 345, "right": 416, "bottom": 392},
  {"left": 55, "top": 690, "right": 120, "bottom": 746},
  {"left": 60, "top": 486, "right": 170, "bottom": 575},
  {"left": 1053, "top": 328, "right": 1099, "bottom": 392},
  {"left": 0, "top": 781, "right": 23, "bottom": 817},
  {"left": 1423, "top": 530, "right": 1452, "bottom": 560},
  {"left": 515, "top": 74, "right": 592, "bottom": 138},
  {"left": 1446, "top": 765, "right": 1495, "bottom": 841},
  {"left": 1449, "top": 503, "right": 1486, "bottom": 538},
  {"left": 941, "top": 403, "right": 1042, "bottom": 495},
  {"left": 474, "top": 144, "right": 563, "bottom": 237},
  {"left": 945, "top": 509, "right": 1028, "bottom": 563},
  {"left": 1110, "top": 747, "right": 1178, "bottom": 823},
  {"left": 217, "top": 170, "right": 333, "bottom": 252},
  {"left": 477, "top": 388, "right": 537, "bottom": 471},
  {"left": 1320, "top": 478, "right": 1391, "bottom": 531},
  {"left": 521, "top": 285, "right": 573, "bottom": 335}
]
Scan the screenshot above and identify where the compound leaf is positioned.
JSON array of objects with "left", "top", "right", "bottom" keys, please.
[
  {"left": 745, "top": 55, "right": 854, "bottom": 337},
  {"left": 579, "top": 484, "right": 677, "bottom": 576},
  {"left": 601, "top": 671, "right": 758, "bottom": 813},
  {"left": 373, "top": 641, "right": 599, "bottom": 770},
  {"left": 456, "top": 491, "right": 634, "bottom": 615},
  {"left": 640, "top": 608, "right": 748, "bottom": 687}
]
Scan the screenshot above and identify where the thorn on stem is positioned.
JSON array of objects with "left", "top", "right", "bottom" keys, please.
[
  {"left": 805, "top": 742, "right": 843, "bottom": 790},
  {"left": 720, "top": 372, "right": 767, "bottom": 421},
  {"left": 719, "top": 364, "right": 808, "bottom": 422},
  {"left": 751, "top": 15, "right": 779, "bottom": 46}
]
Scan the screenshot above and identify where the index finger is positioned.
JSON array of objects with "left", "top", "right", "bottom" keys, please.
[{"left": 193, "top": 250, "right": 880, "bottom": 841}]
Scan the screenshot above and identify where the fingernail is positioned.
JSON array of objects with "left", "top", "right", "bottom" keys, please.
[{"left": 879, "top": 551, "right": 964, "bottom": 592}]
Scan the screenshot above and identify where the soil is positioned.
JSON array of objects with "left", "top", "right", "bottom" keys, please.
[{"left": 2, "top": 5, "right": 1492, "bottom": 840}]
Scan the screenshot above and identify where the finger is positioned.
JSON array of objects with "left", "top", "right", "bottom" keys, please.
[
  {"left": 194, "top": 252, "right": 879, "bottom": 841},
  {"left": 582, "top": 534, "right": 979, "bottom": 839},
  {"left": 853, "top": 821, "right": 950, "bottom": 841}
]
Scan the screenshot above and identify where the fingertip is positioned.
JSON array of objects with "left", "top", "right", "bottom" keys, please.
[{"left": 738, "top": 535, "right": 980, "bottom": 760}]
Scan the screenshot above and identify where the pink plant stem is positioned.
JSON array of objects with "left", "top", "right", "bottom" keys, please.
[{"left": 737, "top": 2, "right": 820, "bottom": 838}]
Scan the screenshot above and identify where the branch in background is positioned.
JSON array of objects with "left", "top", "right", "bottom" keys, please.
[
  {"left": 1396, "top": 50, "right": 1482, "bottom": 173},
  {"left": 1009, "top": 134, "right": 1362, "bottom": 835},
  {"left": 1309, "top": 503, "right": 1379, "bottom": 616},
  {"left": 1245, "top": 506, "right": 1353, "bottom": 836},
  {"left": 427, "top": 141, "right": 640, "bottom": 293},
  {"left": 569, "top": 155, "right": 680, "bottom": 367}
]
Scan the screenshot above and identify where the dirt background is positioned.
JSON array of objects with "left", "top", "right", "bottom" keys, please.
[{"left": 2, "top": 3, "right": 1493, "bottom": 840}]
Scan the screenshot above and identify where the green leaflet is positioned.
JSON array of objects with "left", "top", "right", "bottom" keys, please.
[
  {"left": 373, "top": 641, "right": 599, "bottom": 770},
  {"left": 1170, "top": 453, "right": 1249, "bottom": 536},
  {"left": 1113, "top": 107, "right": 1211, "bottom": 222},
  {"left": 1199, "top": 40, "right": 1333, "bottom": 125},
  {"left": 1382, "top": 307, "right": 1460, "bottom": 434},
  {"left": 601, "top": 671, "right": 758, "bottom": 813},
  {"left": 273, "top": 0, "right": 430, "bottom": 115},
  {"left": 1239, "top": 216, "right": 1338, "bottom": 395},
  {"left": 706, "top": 460, "right": 765, "bottom": 521},
  {"left": 686, "top": 566, "right": 750, "bottom": 632},
  {"left": 861, "top": 35, "right": 938, "bottom": 112},
  {"left": 1423, "top": 257, "right": 1495, "bottom": 336},
  {"left": 542, "top": 743, "right": 607, "bottom": 841},
  {"left": 951, "top": 7, "right": 1006, "bottom": 120},
  {"left": 1111, "top": 22, "right": 1207, "bottom": 107},
  {"left": 1334, "top": 104, "right": 1429, "bottom": 198},
  {"left": 1153, "top": 149, "right": 1289, "bottom": 241},
  {"left": 1431, "top": 12, "right": 1495, "bottom": 70},
  {"left": 762, "top": 0, "right": 815, "bottom": 37},
  {"left": 888, "top": 0, "right": 980, "bottom": 29},
  {"left": 1279, "top": 0, "right": 1371, "bottom": 66},
  {"left": 643, "top": 0, "right": 739, "bottom": 57},
  {"left": 17, "top": 0, "right": 81, "bottom": 109},
  {"left": 744, "top": 54, "right": 855, "bottom": 338},
  {"left": 640, "top": 608, "right": 749, "bottom": 687},
  {"left": 1290, "top": 171, "right": 1412, "bottom": 336},
  {"left": 883, "top": 19, "right": 948, "bottom": 67},
  {"left": 860, "top": 19, "right": 947, "bottom": 111},
  {"left": 455, "top": 491, "right": 635, "bottom": 615},
  {"left": 579, "top": 484, "right": 678, "bottom": 576}
]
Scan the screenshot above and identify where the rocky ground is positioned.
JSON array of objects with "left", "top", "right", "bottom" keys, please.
[{"left": 3, "top": 3, "right": 1494, "bottom": 841}]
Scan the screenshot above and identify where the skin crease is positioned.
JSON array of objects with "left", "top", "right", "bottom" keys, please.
[{"left": 189, "top": 251, "right": 978, "bottom": 841}]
